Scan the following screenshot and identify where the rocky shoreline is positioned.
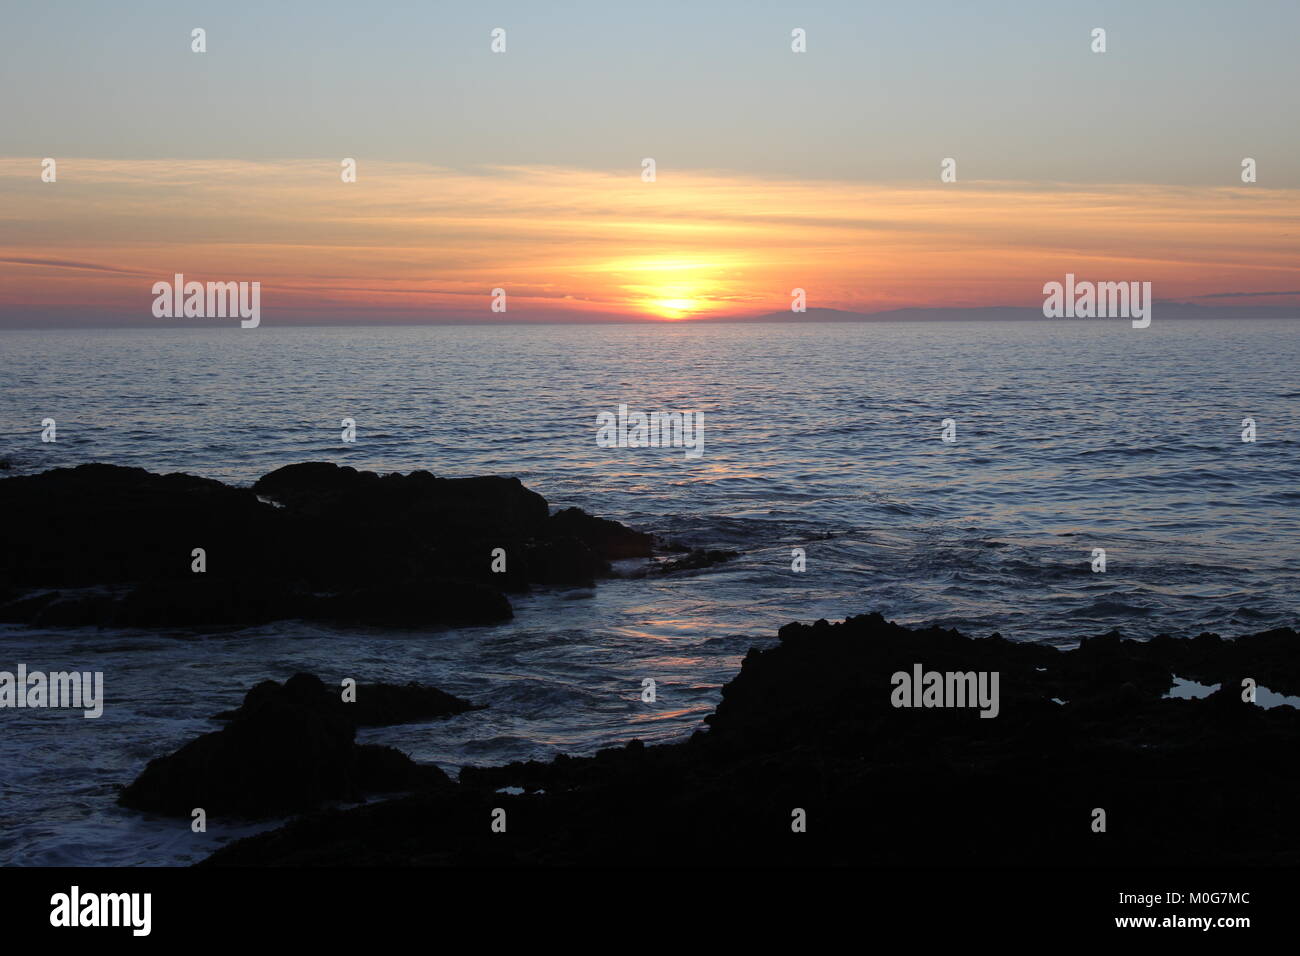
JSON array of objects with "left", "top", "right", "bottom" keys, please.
[
  {"left": 0, "top": 462, "right": 657, "bottom": 629},
  {"left": 4, "top": 463, "right": 1297, "bottom": 867},
  {"left": 190, "top": 614, "right": 1300, "bottom": 867}
]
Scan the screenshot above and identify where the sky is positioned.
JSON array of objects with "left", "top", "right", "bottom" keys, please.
[{"left": 1, "top": 0, "right": 1298, "bottom": 325}]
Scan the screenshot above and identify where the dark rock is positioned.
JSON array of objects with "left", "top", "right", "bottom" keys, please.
[
  {"left": 253, "top": 463, "right": 551, "bottom": 541},
  {"left": 213, "top": 672, "right": 482, "bottom": 727},
  {"left": 0, "top": 590, "right": 62, "bottom": 623},
  {"left": 112, "top": 577, "right": 295, "bottom": 628},
  {"left": 0, "top": 462, "right": 652, "bottom": 629},
  {"left": 547, "top": 507, "right": 653, "bottom": 561},
  {"left": 202, "top": 616, "right": 1300, "bottom": 866},
  {"left": 656, "top": 548, "right": 739, "bottom": 574},
  {"left": 308, "top": 579, "right": 512, "bottom": 628},
  {"left": 120, "top": 673, "right": 459, "bottom": 818},
  {"left": 520, "top": 536, "right": 603, "bottom": 586},
  {"left": 354, "top": 745, "right": 445, "bottom": 793},
  {"left": 0, "top": 464, "right": 278, "bottom": 589}
]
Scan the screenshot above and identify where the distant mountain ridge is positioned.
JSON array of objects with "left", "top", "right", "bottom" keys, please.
[
  {"left": 690, "top": 303, "right": 1300, "bottom": 323},
  {"left": 3, "top": 302, "right": 1296, "bottom": 328}
]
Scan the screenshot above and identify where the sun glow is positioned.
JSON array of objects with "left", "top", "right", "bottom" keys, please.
[
  {"left": 6, "top": 160, "right": 1298, "bottom": 324},
  {"left": 651, "top": 297, "right": 698, "bottom": 319},
  {"left": 608, "top": 258, "right": 724, "bottom": 320}
]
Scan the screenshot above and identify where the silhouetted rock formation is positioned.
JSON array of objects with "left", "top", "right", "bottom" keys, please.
[
  {"left": 213, "top": 673, "right": 483, "bottom": 726},
  {"left": 655, "top": 548, "right": 740, "bottom": 574},
  {"left": 199, "top": 615, "right": 1300, "bottom": 866},
  {"left": 120, "top": 673, "right": 471, "bottom": 818},
  {"left": 0, "top": 462, "right": 653, "bottom": 628}
]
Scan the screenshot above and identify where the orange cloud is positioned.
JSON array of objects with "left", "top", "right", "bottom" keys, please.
[{"left": 1, "top": 158, "right": 1296, "bottom": 322}]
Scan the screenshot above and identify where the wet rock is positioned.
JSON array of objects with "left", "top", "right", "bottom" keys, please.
[
  {"left": 0, "top": 464, "right": 279, "bottom": 588},
  {"left": 120, "top": 673, "right": 458, "bottom": 818},
  {"left": 656, "top": 548, "right": 739, "bottom": 574},
  {"left": 547, "top": 507, "right": 653, "bottom": 561},
  {"left": 213, "top": 672, "right": 482, "bottom": 727},
  {"left": 0, "top": 462, "right": 651, "bottom": 629},
  {"left": 202, "top": 615, "right": 1300, "bottom": 866},
  {"left": 308, "top": 579, "right": 512, "bottom": 628},
  {"left": 112, "top": 577, "right": 295, "bottom": 628},
  {"left": 519, "top": 536, "right": 602, "bottom": 587},
  {"left": 253, "top": 463, "right": 551, "bottom": 541}
]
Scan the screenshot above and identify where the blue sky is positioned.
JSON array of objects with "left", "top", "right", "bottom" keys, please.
[{"left": 4, "top": 0, "right": 1298, "bottom": 185}]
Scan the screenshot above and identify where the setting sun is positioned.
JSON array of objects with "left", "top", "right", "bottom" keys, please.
[{"left": 651, "top": 297, "right": 698, "bottom": 319}]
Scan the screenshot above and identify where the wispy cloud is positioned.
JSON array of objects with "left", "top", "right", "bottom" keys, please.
[
  {"left": 2, "top": 158, "right": 1298, "bottom": 323},
  {"left": 1190, "top": 290, "right": 1300, "bottom": 298},
  {"left": 0, "top": 255, "right": 150, "bottom": 276}
]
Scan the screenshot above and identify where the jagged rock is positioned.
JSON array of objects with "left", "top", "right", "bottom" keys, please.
[
  {"left": 656, "top": 548, "right": 739, "bottom": 574},
  {"left": 547, "top": 508, "right": 653, "bottom": 562},
  {"left": 0, "top": 464, "right": 279, "bottom": 588},
  {"left": 120, "top": 673, "right": 459, "bottom": 818},
  {"left": 201, "top": 615, "right": 1300, "bottom": 866},
  {"left": 0, "top": 462, "right": 652, "bottom": 629},
  {"left": 253, "top": 463, "right": 551, "bottom": 540},
  {"left": 213, "top": 672, "right": 482, "bottom": 727}
]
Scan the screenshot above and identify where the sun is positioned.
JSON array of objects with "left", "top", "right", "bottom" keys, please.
[
  {"left": 652, "top": 297, "right": 698, "bottom": 319},
  {"left": 600, "top": 256, "right": 724, "bottom": 320}
]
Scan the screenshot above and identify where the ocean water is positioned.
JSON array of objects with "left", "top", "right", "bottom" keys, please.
[{"left": 1, "top": 318, "right": 1298, "bottom": 865}]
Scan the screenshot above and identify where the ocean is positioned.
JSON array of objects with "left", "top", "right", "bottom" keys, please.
[{"left": 1, "top": 318, "right": 1297, "bottom": 865}]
